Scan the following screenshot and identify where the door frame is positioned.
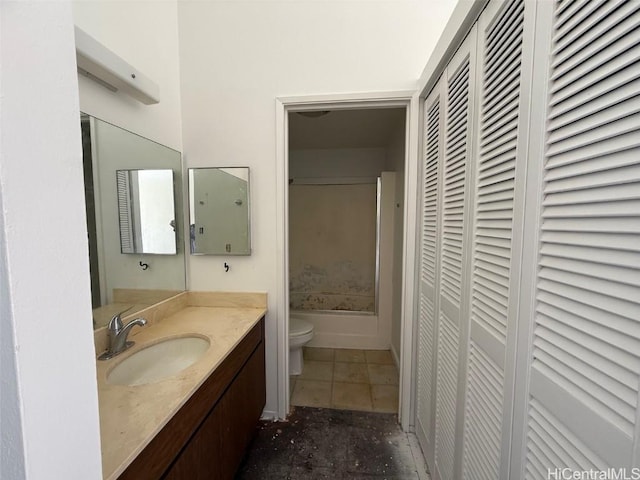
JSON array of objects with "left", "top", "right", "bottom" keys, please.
[{"left": 275, "top": 91, "right": 420, "bottom": 430}]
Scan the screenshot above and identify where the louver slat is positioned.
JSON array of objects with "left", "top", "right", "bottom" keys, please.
[
  {"left": 525, "top": 0, "right": 640, "bottom": 472},
  {"left": 422, "top": 101, "right": 441, "bottom": 286},
  {"left": 435, "top": 314, "right": 459, "bottom": 479},
  {"left": 441, "top": 60, "right": 470, "bottom": 309},
  {"left": 417, "top": 96, "right": 441, "bottom": 446},
  {"left": 116, "top": 170, "right": 135, "bottom": 253},
  {"left": 434, "top": 42, "right": 472, "bottom": 480},
  {"left": 463, "top": 0, "right": 525, "bottom": 479},
  {"left": 463, "top": 1, "right": 524, "bottom": 479},
  {"left": 471, "top": 0, "right": 522, "bottom": 346},
  {"left": 463, "top": 342, "right": 504, "bottom": 479},
  {"left": 552, "top": 2, "right": 640, "bottom": 79}
]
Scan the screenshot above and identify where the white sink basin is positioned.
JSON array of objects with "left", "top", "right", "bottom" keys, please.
[{"left": 107, "top": 336, "right": 210, "bottom": 386}]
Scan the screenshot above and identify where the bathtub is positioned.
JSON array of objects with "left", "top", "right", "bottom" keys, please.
[{"left": 291, "top": 310, "right": 389, "bottom": 350}]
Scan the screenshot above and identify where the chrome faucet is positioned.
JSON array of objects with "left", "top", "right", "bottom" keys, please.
[{"left": 98, "top": 308, "right": 147, "bottom": 360}]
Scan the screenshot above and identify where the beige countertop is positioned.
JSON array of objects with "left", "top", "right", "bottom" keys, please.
[{"left": 95, "top": 292, "right": 266, "bottom": 480}]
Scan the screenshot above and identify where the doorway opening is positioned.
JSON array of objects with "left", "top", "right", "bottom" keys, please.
[{"left": 277, "top": 97, "right": 414, "bottom": 421}]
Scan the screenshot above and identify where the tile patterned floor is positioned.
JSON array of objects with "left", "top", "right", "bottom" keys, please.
[
  {"left": 290, "top": 348, "right": 399, "bottom": 413},
  {"left": 235, "top": 406, "right": 430, "bottom": 479}
]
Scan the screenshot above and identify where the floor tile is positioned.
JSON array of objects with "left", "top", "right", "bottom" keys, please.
[
  {"left": 290, "top": 349, "right": 398, "bottom": 414},
  {"left": 365, "top": 349, "right": 395, "bottom": 365},
  {"left": 299, "top": 360, "right": 334, "bottom": 381},
  {"left": 304, "top": 347, "right": 335, "bottom": 362},
  {"left": 332, "top": 382, "right": 372, "bottom": 411},
  {"left": 334, "top": 362, "right": 369, "bottom": 384},
  {"left": 335, "top": 349, "right": 366, "bottom": 363},
  {"left": 368, "top": 364, "right": 399, "bottom": 385},
  {"left": 371, "top": 384, "right": 399, "bottom": 413},
  {"left": 292, "top": 380, "right": 332, "bottom": 408}
]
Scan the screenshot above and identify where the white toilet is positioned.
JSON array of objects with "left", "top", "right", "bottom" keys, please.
[{"left": 289, "top": 314, "right": 314, "bottom": 375}]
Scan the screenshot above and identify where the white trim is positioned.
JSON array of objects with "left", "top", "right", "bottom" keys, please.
[
  {"left": 400, "top": 93, "right": 421, "bottom": 432},
  {"left": 260, "top": 410, "right": 279, "bottom": 421},
  {"left": 275, "top": 99, "right": 289, "bottom": 419},
  {"left": 275, "top": 92, "right": 415, "bottom": 425},
  {"left": 509, "top": 1, "right": 556, "bottom": 477},
  {"left": 278, "top": 91, "right": 415, "bottom": 108}
]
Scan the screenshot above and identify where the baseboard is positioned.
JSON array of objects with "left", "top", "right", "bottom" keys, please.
[
  {"left": 408, "top": 432, "right": 431, "bottom": 480},
  {"left": 416, "top": 420, "right": 436, "bottom": 480}
]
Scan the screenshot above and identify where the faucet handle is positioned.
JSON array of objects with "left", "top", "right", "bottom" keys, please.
[{"left": 108, "top": 306, "right": 133, "bottom": 332}]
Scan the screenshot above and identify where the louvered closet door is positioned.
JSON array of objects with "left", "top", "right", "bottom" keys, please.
[
  {"left": 116, "top": 170, "right": 135, "bottom": 253},
  {"left": 461, "top": 0, "right": 529, "bottom": 478},
  {"left": 433, "top": 28, "right": 477, "bottom": 480},
  {"left": 522, "top": 1, "right": 640, "bottom": 476},
  {"left": 416, "top": 79, "right": 445, "bottom": 466}
]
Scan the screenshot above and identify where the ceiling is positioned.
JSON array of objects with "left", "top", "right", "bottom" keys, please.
[{"left": 288, "top": 108, "right": 405, "bottom": 150}]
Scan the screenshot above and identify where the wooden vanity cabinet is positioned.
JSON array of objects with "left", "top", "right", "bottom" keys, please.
[{"left": 119, "top": 317, "right": 266, "bottom": 480}]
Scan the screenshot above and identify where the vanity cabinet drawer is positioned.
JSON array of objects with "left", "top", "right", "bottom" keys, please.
[{"left": 119, "top": 317, "right": 265, "bottom": 480}]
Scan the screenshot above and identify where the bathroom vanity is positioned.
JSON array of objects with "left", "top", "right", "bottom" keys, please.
[{"left": 95, "top": 292, "right": 266, "bottom": 480}]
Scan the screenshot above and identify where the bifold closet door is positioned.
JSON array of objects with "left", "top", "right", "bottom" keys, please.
[
  {"left": 416, "top": 28, "right": 478, "bottom": 480},
  {"left": 516, "top": 0, "right": 640, "bottom": 476},
  {"left": 433, "top": 28, "right": 477, "bottom": 480},
  {"left": 461, "top": 0, "right": 532, "bottom": 478},
  {"left": 416, "top": 79, "right": 444, "bottom": 466}
]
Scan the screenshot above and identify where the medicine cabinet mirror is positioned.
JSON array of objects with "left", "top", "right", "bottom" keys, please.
[
  {"left": 116, "top": 168, "right": 177, "bottom": 254},
  {"left": 81, "top": 114, "right": 186, "bottom": 329},
  {"left": 188, "top": 167, "right": 251, "bottom": 255}
]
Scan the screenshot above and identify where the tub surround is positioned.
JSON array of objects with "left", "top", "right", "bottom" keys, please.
[{"left": 95, "top": 291, "right": 267, "bottom": 480}]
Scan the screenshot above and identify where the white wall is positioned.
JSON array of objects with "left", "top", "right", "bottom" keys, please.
[
  {"left": 178, "top": 0, "right": 456, "bottom": 416},
  {"left": 72, "top": 0, "right": 183, "bottom": 151},
  {"left": 0, "top": 2, "right": 102, "bottom": 478}
]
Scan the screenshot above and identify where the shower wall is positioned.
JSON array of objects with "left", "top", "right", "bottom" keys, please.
[{"left": 289, "top": 183, "right": 377, "bottom": 311}]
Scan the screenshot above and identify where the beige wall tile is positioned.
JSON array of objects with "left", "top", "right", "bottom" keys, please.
[
  {"left": 187, "top": 291, "right": 267, "bottom": 308},
  {"left": 112, "top": 289, "right": 182, "bottom": 304}
]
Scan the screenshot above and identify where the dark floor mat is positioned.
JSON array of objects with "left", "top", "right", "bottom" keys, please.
[{"left": 235, "top": 406, "right": 425, "bottom": 479}]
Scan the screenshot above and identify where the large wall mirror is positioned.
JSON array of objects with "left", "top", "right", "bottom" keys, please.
[
  {"left": 189, "top": 167, "right": 251, "bottom": 255},
  {"left": 81, "top": 114, "right": 186, "bottom": 329}
]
